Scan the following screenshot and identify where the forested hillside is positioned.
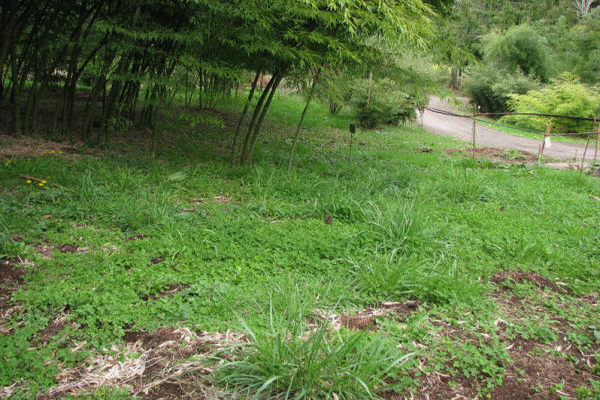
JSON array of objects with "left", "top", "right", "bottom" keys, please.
[{"left": 444, "top": 0, "right": 600, "bottom": 126}]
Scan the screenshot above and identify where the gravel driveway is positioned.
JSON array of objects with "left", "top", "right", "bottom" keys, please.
[{"left": 421, "top": 97, "right": 598, "bottom": 163}]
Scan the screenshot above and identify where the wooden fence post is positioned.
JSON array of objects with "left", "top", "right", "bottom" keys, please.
[
  {"left": 581, "top": 133, "right": 591, "bottom": 175},
  {"left": 594, "top": 117, "right": 599, "bottom": 164},
  {"left": 471, "top": 106, "right": 477, "bottom": 158},
  {"left": 539, "top": 120, "right": 552, "bottom": 161},
  {"left": 349, "top": 123, "right": 356, "bottom": 160}
]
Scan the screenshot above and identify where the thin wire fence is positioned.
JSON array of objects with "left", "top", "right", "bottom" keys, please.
[
  {"left": 423, "top": 106, "right": 600, "bottom": 164},
  {"left": 425, "top": 107, "right": 599, "bottom": 137}
]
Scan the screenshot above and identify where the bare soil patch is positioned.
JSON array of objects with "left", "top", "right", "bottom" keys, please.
[
  {"left": 140, "top": 284, "right": 190, "bottom": 302},
  {"left": 445, "top": 147, "right": 541, "bottom": 163},
  {"left": 3, "top": 288, "right": 596, "bottom": 399},
  {"left": 322, "top": 300, "right": 422, "bottom": 331},
  {"left": 0, "top": 258, "right": 27, "bottom": 334},
  {"left": 490, "top": 270, "right": 569, "bottom": 294},
  {"left": 34, "top": 242, "right": 88, "bottom": 258},
  {"left": 31, "top": 314, "right": 70, "bottom": 347},
  {"left": 40, "top": 328, "right": 247, "bottom": 399},
  {"left": 408, "top": 369, "right": 479, "bottom": 400},
  {"left": 123, "top": 327, "right": 197, "bottom": 350},
  {"left": 126, "top": 233, "right": 147, "bottom": 241},
  {"left": 493, "top": 328, "right": 600, "bottom": 400},
  {"left": 380, "top": 271, "right": 598, "bottom": 400},
  {"left": 0, "top": 134, "right": 93, "bottom": 160}
]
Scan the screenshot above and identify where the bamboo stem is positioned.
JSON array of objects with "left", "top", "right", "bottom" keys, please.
[
  {"left": 287, "top": 69, "right": 321, "bottom": 174},
  {"left": 366, "top": 70, "right": 373, "bottom": 107}
]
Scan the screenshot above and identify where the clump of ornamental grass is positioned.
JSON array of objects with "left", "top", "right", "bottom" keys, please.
[
  {"left": 212, "top": 286, "right": 412, "bottom": 399},
  {"left": 214, "top": 317, "right": 412, "bottom": 399}
]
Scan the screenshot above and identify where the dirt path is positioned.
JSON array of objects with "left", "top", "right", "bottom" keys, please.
[{"left": 421, "top": 97, "right": 597, "bottom": 163}]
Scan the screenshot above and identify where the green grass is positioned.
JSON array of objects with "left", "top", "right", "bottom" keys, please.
[{"left": 1, "top": 94, "right": 600, "bottom": 398}]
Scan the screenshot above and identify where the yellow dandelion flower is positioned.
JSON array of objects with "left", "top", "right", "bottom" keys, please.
[
  {"left": 39, "top": 183, "right": 44, "bottom": 187},
  {"left": 42, "top": 180, "right": 47, "bottom": 184},
  {"left": 58, "top": 151, "right": 63, "bottom": 154},
  {"left": 26, "top": 180, "right": 32, "bottom": 184},
  {"left": 51, "top": 150, "right": 55, "bottom": 154}
]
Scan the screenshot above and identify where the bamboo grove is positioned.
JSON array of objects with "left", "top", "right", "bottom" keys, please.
[{"left": 0, "top": 0, "right": 443, "bottom": 163}]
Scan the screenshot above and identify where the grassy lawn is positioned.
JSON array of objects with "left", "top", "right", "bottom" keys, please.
[{"left": 1, "top": 94, "right": 600, "bottom": 399}]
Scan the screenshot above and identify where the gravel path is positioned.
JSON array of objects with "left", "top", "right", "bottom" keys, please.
[{"left": 421, "top": 97, "right": 598, "bottom": 163}]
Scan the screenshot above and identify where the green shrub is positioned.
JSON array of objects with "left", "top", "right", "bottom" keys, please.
[
  {"left": 314, "top": 68, "right": 353, "bottom": 115},
  {"left": 353, "top": 79, "right": 417, "bottom": 128},
  {"left": 552, "top": 10, "right": 600, "bottom": 84},
  {"left": 463, "top": 67, "right": 507, "bottom": 114},
  {"left": 464, "top": 24, "right": 548, "bottom": 115},
  {"left": 501, "top": 72, "right": 600, "bottom": 132},
  {"left": 463, "top": 65, "right": 541, "bottom": 115}
]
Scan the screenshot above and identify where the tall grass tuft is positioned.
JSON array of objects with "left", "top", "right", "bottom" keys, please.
[
  {"left": 361, "top": 199, "right": 437, "bottom": 256},
  {"left": 351, "top": 252, "right": 479, "bottom": 304},
  {"left": 349, "top": 254, "right": 422, "bottom": 301},
  {"left": 215, "top": 286, "right": 412, "bottom": 399},
  {"left": 431, "top": 166, "right": 495, "bottom": 204},
  {"left": 0, "top": 214, "right": 15, "bottom": 259},
  {"left": 0, "top": 195, "right": 28, "bottom": 259}
]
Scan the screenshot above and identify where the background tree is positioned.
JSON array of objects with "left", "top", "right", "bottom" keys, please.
[
  {"left": 483, "top": 24, "right": 551, "bottom": 82},
  {"left": 217, "top": 0, "right": 436, "bottom": 164},
  {"left": 547, "top": 10, "right": 600, "bottom": 84}
]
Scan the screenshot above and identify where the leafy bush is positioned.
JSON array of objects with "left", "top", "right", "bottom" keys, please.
[
  {"left": 353, "top": 79, "right": 417, "bottom": 128},
  {"left": 463, "top": 24, "right": 548, "bottom": 115},
  {"left": 463, "top": 65, "right": 541, "bottom": 114},
  {"left": 492, "top": 70, "right": 543, "bottom": 104},
  {"left": 551, "top": 10, "right": 600, "bottom": 84},
  {"left": 463, "top": 67, "right": 507, "bottom": 114},
  {"left": 501, "top": 72, "right": 600, "bottom": 132}
]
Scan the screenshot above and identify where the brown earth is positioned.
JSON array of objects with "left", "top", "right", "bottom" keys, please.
[
  {"left": 0, "top": 258, "right": 27, "bottom": 335},
  {"left": 1, "top": 232, "right": 599, "bottom": 399},
  {"left": 445, "top": 147, "right": 541, "bottom": 164}
]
